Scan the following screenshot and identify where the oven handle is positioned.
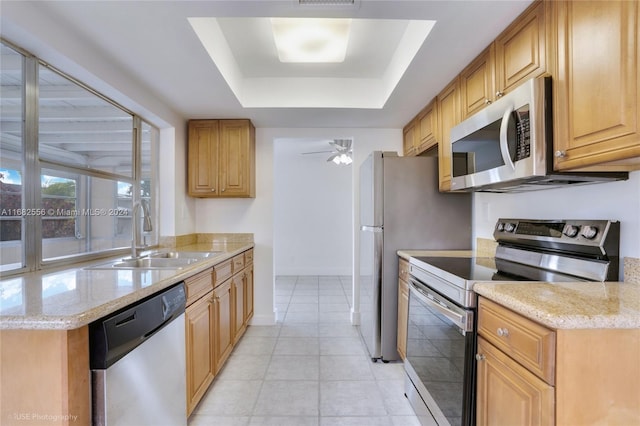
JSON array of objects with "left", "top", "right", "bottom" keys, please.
[{"left": 408, "top": 278, "right": 473, "bottom": 333}]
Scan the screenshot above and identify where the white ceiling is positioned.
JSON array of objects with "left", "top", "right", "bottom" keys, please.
[{"left": 1, "top": 0, "right": 534, "bottom": 128}]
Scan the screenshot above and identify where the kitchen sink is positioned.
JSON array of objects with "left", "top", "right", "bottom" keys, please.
[
  {"left": 86, "top": 250, "right": 219, "bottom": 270},
  {"left": 148, "top": 250, "right": 218, "bottom": 259}
]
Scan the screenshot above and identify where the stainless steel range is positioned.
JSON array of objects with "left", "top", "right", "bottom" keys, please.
[{"left": 403, "top": 218, "right": 620, "bottom": 426}]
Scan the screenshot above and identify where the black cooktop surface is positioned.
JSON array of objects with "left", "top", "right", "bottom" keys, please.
[{"left": 411, "top": 256, "right": 586, "bottom": 283}]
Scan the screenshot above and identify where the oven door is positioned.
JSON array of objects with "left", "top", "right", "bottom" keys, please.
[{"left": 404, "top": 277, "right": 476, "bottom": 426}]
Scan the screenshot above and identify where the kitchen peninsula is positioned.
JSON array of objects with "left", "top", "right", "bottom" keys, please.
[{"left": 0, "top": 234, "right": 254, "bottom": 425}]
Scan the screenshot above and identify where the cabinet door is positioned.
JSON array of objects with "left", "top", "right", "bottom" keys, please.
[
  {"left": 396, "top": 277, "right": 408, "bottom": 360},
  {"left": 403, "top": 123, "right": 417, "bottom": 156},
  {"left": 188, "top": 120, "right": 219, "bottom": 196},
  {"left": 552, "top": 0, "right": 640, "bottom": 171},
  {"left": 232, "top": 272, "right": 245, "bottom": 344},
  {"left": 244, "top": 263, "right": 254, "bottom": 322},
  {"left": 460, "top": 45, "right": 495, "bottom": 118},
  {"left": 213, "top": 280, "right": 233, "bottom": 373},
  {"left": 186, "top": 293, "right": 215, "bottom": 415},
  {"left": 494, "top": 1, "right": 547, "bottom": 96},
  {"left": 476, "top": 337, "right": 555, "bottom": 426},
  {"left": 418, "top": 101, "right": 438, "bottom": 153},
  {"left": 437, "top": 78, "right": 461, "bottom": 192},
  {"left": 219, "top": 120, "right": 255, "bottom": 197}
]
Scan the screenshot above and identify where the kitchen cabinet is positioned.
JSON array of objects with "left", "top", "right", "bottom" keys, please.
[
  {"left": 396, "top": 257, "right": 409, "bottom": 360},
  {"left": 185, "top": 281, "right": 215, "bottom": 415},
  {"left": 460, "top": 45, "right": 495, "bottom": 119},
  {"left": 188, "top": 119, "right": 256, "bottom": 198},
  {"left": 476, "top": 336, "right": 554, "bottom": 426},
  {"left": 436, "top": 77, "right": 461, "bottom": 192},
  {"left": 231, "top": 254, "right": 246, "bottom": 344},
  {"left": 403, "top": 101, "right": 438, "bottom": 157},
  {"left": 494, "top": 0, "right": 548, "bottom": 98},
  {"left": 213, "top": 279, "right": 233, "bottom": 373},
  {"left": 551, "top": 0, "right": 640, "bottom": 171},
  {"left": 476, "top": 296, "right": 640, "bottom": 425},
  {"left": 460, "top": 1, "right": 547, "bottom": 118},
  {"left": 185, "top": 249, "right": 255, "bottom": 416},
  {"left": 403, "top": 120, "right": 418, "bottom": 156},
  {"left": 243, "top": 249, "right": 254, "bottom": 323}
]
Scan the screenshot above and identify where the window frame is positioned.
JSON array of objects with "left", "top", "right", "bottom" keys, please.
[{"left": 0, "top": 40, "right": 159, "bottom": 277}]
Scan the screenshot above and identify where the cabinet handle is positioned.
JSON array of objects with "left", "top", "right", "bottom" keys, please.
[
  {"left": 555, "top": 150, "right": 567, "bottom": 158},
  {"left": 475, "top": 354, "right": 486, "bottom": 361},
  {"left": 485, "top": 99, "right": 492, "bottom": 105},
  {"left": 211, "top": 188, "right": 216, "bottom": 192},
  {"left": 495, "top": 91, "right": 504, "bottom": 98},
  {"left": 496, "top": 327, "right": 509, "bottom": 337},
  {"left": 221, "top": 188, "right": 226, "bottom": 192}
]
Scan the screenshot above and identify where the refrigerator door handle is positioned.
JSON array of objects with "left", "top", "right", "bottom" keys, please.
[{"left": 361, "top": 225, "right": 383, "bottom": 232}]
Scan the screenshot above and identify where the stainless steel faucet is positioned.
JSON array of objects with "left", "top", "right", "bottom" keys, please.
[{"left": 131, "top": 199, "right": 152, "bottom": 258}]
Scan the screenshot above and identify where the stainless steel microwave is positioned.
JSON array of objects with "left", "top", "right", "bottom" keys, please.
[{"left": 449, "top": 77, "right": 627, "bottom": 192}]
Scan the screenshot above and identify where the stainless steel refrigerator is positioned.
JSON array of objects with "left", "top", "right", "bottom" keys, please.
[{"left": 358, "top": 151, "right": 472, "bottom": 361}]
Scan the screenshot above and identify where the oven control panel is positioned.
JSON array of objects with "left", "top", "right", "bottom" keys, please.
[{"left": 494, "top": 219, "right": 619, "bottom": 249}]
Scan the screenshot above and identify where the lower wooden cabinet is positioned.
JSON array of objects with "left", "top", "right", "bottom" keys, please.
[
  {"left": 244, "top": 263, "right": 254, "bottom": 322},
  {"left": 186, "top": 291, "right": 215, "bottom": 415},
  {"left": 185, "top": 248, "right": 255, "bottom": 416},
  {"left": 213, "top": 280, "right": 233, "bottom": 373},
  {"left": 232, "top": 271, "right": 246, "bottom": 345},
  {"left": 396, "top": 258, "right": 410, "bottom": 360},
  {"left": 476, "top": 336, "right": 554, "bottom": 426},
  {"left": 476, "top": 296, "right": 640, "bottom": 425}
]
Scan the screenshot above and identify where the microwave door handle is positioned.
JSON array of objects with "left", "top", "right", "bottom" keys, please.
[{"left": 499, "top": 106, "right": 516, "bottom": 170}]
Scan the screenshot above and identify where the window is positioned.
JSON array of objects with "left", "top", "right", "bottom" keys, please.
[{"left": 0, "top": 41, "right": 158, "bottom": 275}]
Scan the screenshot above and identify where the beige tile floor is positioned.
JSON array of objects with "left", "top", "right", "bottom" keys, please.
[{"left": 188, "top": 276, "right": 421, "bottom": 426}]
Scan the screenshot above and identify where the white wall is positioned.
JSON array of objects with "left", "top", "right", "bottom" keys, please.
[
  {"left": 473, "top": 171, "right": 640, "bottom": 278},
  {"left": 273, "top": 138, "right": 353, "bottom": 276}
]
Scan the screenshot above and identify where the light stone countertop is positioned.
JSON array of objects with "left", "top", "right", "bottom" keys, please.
[
  {"left": 473, "top": 281, "right": 640, "bottom": 330},
  {"left": 0, "top": 241, "right": 253, "bottom": 330},
  {"left": 398, "top": 249, "right": 640, "bottom": 330}
]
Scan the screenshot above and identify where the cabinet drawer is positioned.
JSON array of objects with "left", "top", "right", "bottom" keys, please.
[
  {"left": 184, "top": 268, "right": 213, "bottom": 306},
  {"left": 232, "top": 254, "right": 245, "bottom": 274},
  {"left": 214, "top": 259, "right": 233, "bottom": 286},
  {"left": 398, "top": 258, "right": 410, "bottom": 282},
  {"left": 244, "top": 249, "right": 253, "bottom": 264},
  {"left": 478, "top": 297, "right": 556, "bottom": 385}
]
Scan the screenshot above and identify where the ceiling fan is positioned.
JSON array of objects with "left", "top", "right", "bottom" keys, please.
[{"left": 302, "top": 139, "right": 353, "bottom": 164}]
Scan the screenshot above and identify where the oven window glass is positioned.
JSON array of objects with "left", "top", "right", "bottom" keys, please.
[{"left": 406, "top": 290, "right": 472, "bottom": 426}]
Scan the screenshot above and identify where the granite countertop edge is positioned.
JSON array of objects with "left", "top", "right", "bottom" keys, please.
[{"left": 0, "top": 242, "right": 254, "bottom": 331}]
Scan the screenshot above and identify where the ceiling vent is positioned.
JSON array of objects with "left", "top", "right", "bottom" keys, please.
[{"left": 298, "top": 0, "right": 357, "bottom": 6}]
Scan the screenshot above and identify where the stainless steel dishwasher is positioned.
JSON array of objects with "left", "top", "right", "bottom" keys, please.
[{"left": 89, "top": 283, "right": 187, "bottom": 426}]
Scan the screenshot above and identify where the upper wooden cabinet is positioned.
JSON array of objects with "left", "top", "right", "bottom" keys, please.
[
  {"left": 188, "top": 119, "right": 256, "bottom": 198},
  {"left": 494, "top": 0, "right": 548, "bottom": 97},
  {"left": 403, "top": 120, "right": 418, "bottom": 157},
  {"left": 460, "top": 45, "right": 496, "bottom": 119},
  {"left": 460, "top": 1, "right": 547, "bottom": 119},
  {"left": 437, "top": 78, "right": 461, "bottom": 192},
  {"left": 403, "top": 100, "right": 438, "bottom": 157},
  {"left": 551, "top": 0, "right": 640, "bottom": 171}
]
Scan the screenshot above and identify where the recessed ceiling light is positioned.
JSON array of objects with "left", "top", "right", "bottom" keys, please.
[{"left": 270, "top": 18, "right": 351, "bottom": 63}]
